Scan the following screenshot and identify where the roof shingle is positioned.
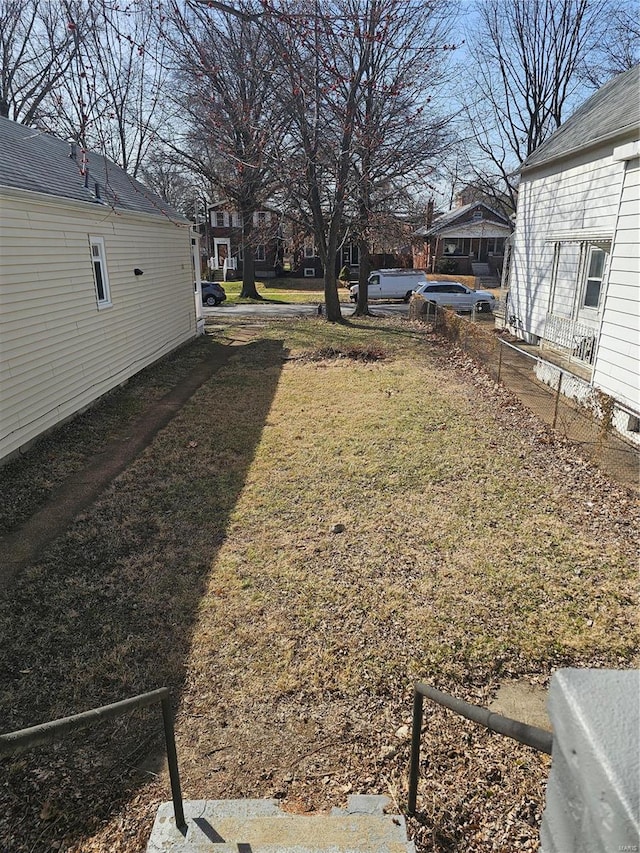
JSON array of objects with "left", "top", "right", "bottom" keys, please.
[
  {"left": 522, "top": 65, "right": 640, "bottom": 172},
  {"left": 0, "top": 117, "right": 189, "bottom": 223}
]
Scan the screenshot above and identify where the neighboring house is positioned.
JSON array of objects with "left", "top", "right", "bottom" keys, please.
[
  {"left": 207, "top": 201, "right": 401, "bottom": 280},
  {"left": 208, "top": 201, "right": 364, "bottom": 280},
  {"left": 506, "top": 65, "right": 640, "bottom": 443},
  {"left": 413, "top": 200, "right": 512, "bottom": 276},
  {"left": 207, "top": 202, "right": 284, "bottom": 279},
  {"left": 0, "top": 117, "right": 201, "bottom": 463}
]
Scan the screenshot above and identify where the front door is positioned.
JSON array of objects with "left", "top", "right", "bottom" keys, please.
[{"left": 214, "top": 239, "right": 231, "bottom": 270}]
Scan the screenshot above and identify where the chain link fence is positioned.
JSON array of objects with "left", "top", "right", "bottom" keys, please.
[{"left": 412, "top": 303, "right": 639, "bottom": 490}]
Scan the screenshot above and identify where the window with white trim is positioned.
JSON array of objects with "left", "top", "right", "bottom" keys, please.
[
  {"left": 304, "top": 243, "right": 316, "bottom": 258},
  {"left": 255, "top": 244, "right": 266, "bottom": 261},
  {"left": 90, "top": 236, "right": 111, "bottom": 306},
  {"left": 582, "top": 245, "right": 607, "bottom": 310},
  {"left": 215, "top": 212, "right": 225, "bottom": 227}
]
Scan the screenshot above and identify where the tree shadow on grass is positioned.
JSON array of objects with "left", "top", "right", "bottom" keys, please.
[{"left": 0, "top": 337, "right": 286, "bottom": 852}]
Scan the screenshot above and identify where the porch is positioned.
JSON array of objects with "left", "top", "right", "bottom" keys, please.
[{"left": 540, "top": 313, "right": 598, "bottom": 375}]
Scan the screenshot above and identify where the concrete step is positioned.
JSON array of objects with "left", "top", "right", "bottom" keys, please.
[{"left": 147, "top": 795, "right": 415, "bottom": 852}]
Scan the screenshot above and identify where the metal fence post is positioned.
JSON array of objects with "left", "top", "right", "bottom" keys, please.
[
  {"left": 161, "top": 695, "right": 186, "bottom": 832},
  {"left": 552, "top": 370, "right": 563, "bottom": 430},
  {"left": 407, "top": 688, "right": 424, "bottom": 816},
  {"left": 497, "top": 339, "right": 503, "bottom": 382}
]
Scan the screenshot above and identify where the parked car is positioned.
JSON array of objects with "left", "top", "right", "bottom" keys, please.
[
  {"left": 413, "top": 281, "right": 495, "bottom": 313},
  {"left": 201, "top": 282, "right": 226, "bottom": 306},
  {"left": 349, "top": 269, "right": 427, "bottom": 303}
]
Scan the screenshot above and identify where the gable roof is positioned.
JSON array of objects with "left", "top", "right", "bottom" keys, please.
[
  {"left": 522, "top": 64, "right": 640, "bottom": 173},
  {"left": 414, "top": 201, "right": 511, "bottom": 238},
  {"left": 0, "top": 116, "right": 190, "bottom": 223}
]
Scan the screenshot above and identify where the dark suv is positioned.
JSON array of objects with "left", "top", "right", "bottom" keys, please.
[{"left": 201, "top": 282, "right": 227, "bottom": 306}]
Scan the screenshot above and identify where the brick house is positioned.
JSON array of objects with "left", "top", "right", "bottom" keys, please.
[
  {"left": 207, "top": 202, "right": 285, "bottom": 279},
  {"left": 413, "top": 200, "right": 512, "bottom": 276}
]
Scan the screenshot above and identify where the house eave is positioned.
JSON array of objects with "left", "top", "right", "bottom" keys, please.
[
  {"left": 544, "top": 228, "right": 614, "bottom": 244},
  {"left": 418, "top": 220, "right": 512, "bottom": 239},
  {"left": 434, "top": 221, "right": 512, "bottom": 238},
  {"left": 520, "top": 125, "right": 640, "bottom": 176}
]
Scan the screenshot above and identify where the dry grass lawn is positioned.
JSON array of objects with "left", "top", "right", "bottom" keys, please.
[
  {"left": 217, "top": 277, "right": 327, "bottom": 304},
  {"left": 0, "top": 317, "right": 637, "bottom": 852}
]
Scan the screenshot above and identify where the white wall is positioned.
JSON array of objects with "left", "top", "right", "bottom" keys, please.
[
  {"left": 0, "top": 188, "right": 197, "bottom": 460},
  {"left": 509, "top": 144, "right": 627, "bottom": 338},
  {"left": 593, "top": 158, "right": 640, "bottom": 414}
]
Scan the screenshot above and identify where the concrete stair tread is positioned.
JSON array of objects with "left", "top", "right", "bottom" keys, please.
[{"left": 147, "top": 797, "right": 415, "bottom": 852}]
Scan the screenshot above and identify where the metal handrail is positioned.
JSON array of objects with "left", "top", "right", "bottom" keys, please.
[
  {"left": 0, "top": 687, "right": 186, "bottom": 831},
  {"left": 408, "top": 682, "right": 553, "bottom": 816}
]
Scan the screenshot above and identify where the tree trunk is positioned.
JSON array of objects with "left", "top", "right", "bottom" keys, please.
[
  {"left": 240, "top": 208, "right": 262, "bottom": 299},
  {"left": 323, "top": 229, "right": 342, "bottom": 322},
  {"left": 353, "top": 236, "right": 372, "bottom": 316}
]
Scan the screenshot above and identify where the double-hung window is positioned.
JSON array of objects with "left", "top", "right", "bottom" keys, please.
[
  {"left": 90, "top": 236, "right": 111, "bottom": 307},
  {"left": 582, "top": 245, "right": 607, "bottom": 310}
]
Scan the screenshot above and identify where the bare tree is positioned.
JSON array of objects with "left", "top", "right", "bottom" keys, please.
[
  {"left": 139, "top": 148, "right": 198, "bottom": 216},
  {"left": 463, "top": 0, "right": 606, "bottom": 208},
  {"left": 264, "top": 1, "right": 400, "bottom": 321},
  {"left": 348, "top": 0, "right": 454, "bottom": 316},
  {"left": 0, "top": 0, "right": 78, "bottom": 124},
  {"left": 583, "top": 0, "right": 640, "bottom": 86},
  {"left": 34, "top": 1, "right": 169, "bottom": 177},
  {"left": 161, "top": 0, "right": 280, "bottom": 298}
]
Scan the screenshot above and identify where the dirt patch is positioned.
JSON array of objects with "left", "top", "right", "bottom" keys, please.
[
  {"left": 298, "top": 344, "right": 387, "bottom": 362},
  {"left": 489, "top": 681, "right": 551, "bottom": 732}
]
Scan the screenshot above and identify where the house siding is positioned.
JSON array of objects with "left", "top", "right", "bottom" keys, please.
[
  {"left": 593, "top": 158, "right": 640, "bottom": 412},
  {"left": 0, "top": 190, "right": 196, "bottom": 460},
  {"left": 509, "top": 148, "right": 626, "bottom": 338}
]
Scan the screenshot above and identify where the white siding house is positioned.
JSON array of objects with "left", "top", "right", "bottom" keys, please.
[
  {"left": 0, "top": 118, "right": 202, "bottom": 462},
  {"left": 507, "top": 66, "right": 640, "bottom": 441}
]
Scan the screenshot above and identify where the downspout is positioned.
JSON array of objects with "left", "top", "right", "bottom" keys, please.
[{"left": 192, "top": 228, "right": 204, "bottom": 334}]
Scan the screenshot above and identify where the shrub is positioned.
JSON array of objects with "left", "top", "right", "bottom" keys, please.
[{"left": 435, "top": 258, "right": 458, "bottom": 274}]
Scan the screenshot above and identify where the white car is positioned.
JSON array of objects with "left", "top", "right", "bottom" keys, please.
[{"left": 413, "top": 281, "right": 496, "bottom": 313}]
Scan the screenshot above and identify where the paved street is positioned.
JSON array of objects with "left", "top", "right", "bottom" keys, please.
[{"left": 203, "top": 301, "right": 410, "bottom": 318}]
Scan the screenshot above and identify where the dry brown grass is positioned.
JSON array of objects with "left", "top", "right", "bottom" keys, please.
[{"left": 0, "top": 318, "right": 637, "bottom": 852}]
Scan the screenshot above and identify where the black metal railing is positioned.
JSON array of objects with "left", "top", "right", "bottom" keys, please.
[
  {"left": 408, "top": 682, "right": 553, "bottom": 816},
  {"left": 0, "top": 687, "right": 186, "bottom": 831}
]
